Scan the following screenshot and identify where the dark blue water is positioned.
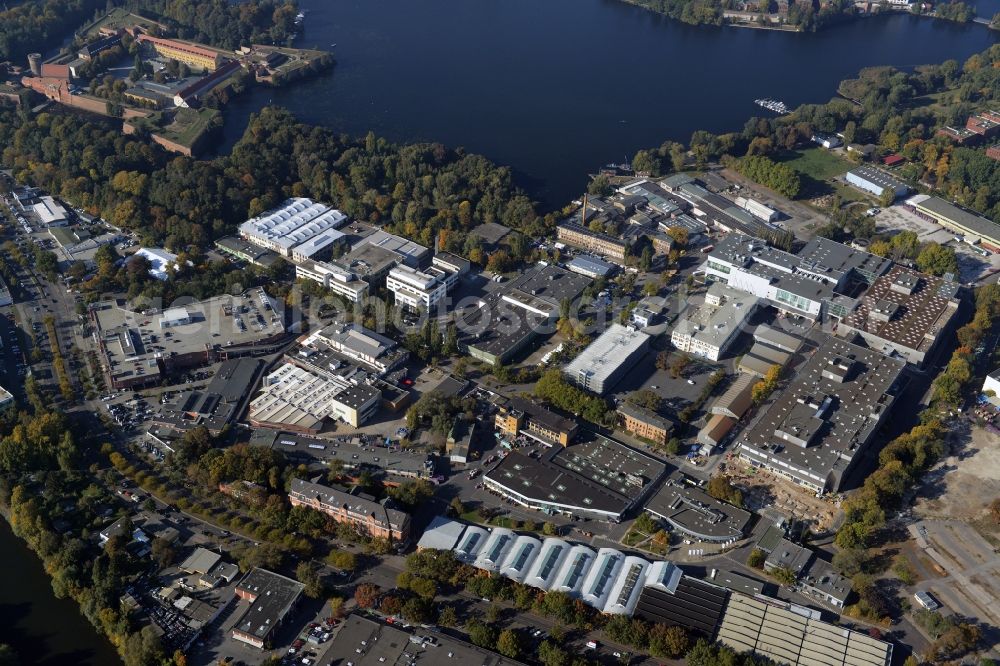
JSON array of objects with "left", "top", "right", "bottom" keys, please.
[{"left": 217, "top": 0, "right": 997, "bottom": 208}]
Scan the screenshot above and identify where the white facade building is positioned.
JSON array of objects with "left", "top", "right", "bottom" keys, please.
[
  {"left": 239, "top": 198, "right": 348, "bottom": 257},
  {"left": 385, "top": 264, "right": 449, "bottom": 310},
  {"left": 671, "top": 283, "right": 759, "bottom": 361},
  {"left": 295, "top": 260, "right": 369, "bottom": 303}
]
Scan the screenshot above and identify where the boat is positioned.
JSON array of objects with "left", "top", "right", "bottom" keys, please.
[{"left": 755, "top": 98, "right": 790, "bottom": 114}]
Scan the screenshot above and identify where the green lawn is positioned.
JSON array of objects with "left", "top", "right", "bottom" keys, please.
[
  {"left": 162, "top": 108, "right": 220, "bottom": 147},
  {"left": 776, "top": 147, "right": 853, "bottom": 181}
]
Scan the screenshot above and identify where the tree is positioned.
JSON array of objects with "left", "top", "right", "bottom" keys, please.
[
  {"left": 747, "top": 548, "right": 766, "bottom": 569},
  {"left": 497, "top": 629, "right": 520, "bottom": 659},
  {"left": 772, "top": 565, "right": 798, "bottom": 586},
  {"left": 296, "top": 562, "right": 325, "bottom": 599},
  {"left": 832, "top": 548, "right": 869, "bottom": 577},
  {"left": 466, "top": 619, "right": 498, "bottom": 648},
  {"left": 538, "top": 641, "right": 569, "bottom": 666},
  {"left": 706, "top": 474, "right": 743, "bottom": 507},
  {"left": 123, "top": 626, "right": 165, "bottom": 666},
  {"left": 150, "top": 537, "right": 176, "bottom": 569},
  {"left": 587, "top": 174, "right": 612, "bottom": 196},
  {"left": 916, "top": 242, "right": 958, "bottom": 276},
  {"left": 648, "top": 624, "right": 690, "bottom": 658},
  {"left": 387, "top": 480, "right": 435, "bottom": 509},
  {"left": 438, "top": 605, "right": 458, "bottom": 627},
  {"left": 326, "top": 550, "right": 358, "bottom": 571},
  {"left": 354, "top": 583, "right": 380, "bottom": 608}
]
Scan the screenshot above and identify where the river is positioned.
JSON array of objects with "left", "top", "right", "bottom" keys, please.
[
  {"left": 0, "top": 519, "right": 121, "bottom": 665},
  {"left": 216, "top": 0, "right": 997, "bottom": 208}
]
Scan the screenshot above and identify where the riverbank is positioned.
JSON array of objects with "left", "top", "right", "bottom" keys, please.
[{"left": 0, "top": 515, "right": 121, "bottom": 666}]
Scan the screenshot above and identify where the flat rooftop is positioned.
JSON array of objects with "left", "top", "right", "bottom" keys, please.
[
  {"left": 232, "top": 568, "right": 305, "bottom": 643},
  {"left": 92, "top": 289, "right": 283, "bottom": 385},
  {"left": 644, "top": 475, "right": 752, "bottom": 542},
  {"left": 254, "top": 428, "right": 432, "bottom": 477},
  {"left": 796, "top": 237, "right": 892, "bottom": 283},
  {"left": 486, "top": 434, "right": 667, "bottom": 517},
  {"left": 563, "top": 323, "right": 650, "bottom": 389},
  {"left": 671, "top": 283, "right": 758, "bottom": 350},
  {"left": 738, "top": 336, "right": 905, "bottom": 490},
  {"left": 841, "top": 265, "right": 960, "bottom": 356},
  {"left": 911, "top": 194, "right": 1000, "bottom": 244}
]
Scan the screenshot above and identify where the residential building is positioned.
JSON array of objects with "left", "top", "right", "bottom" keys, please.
[
  {"left": 238, "top": 198, "right": 348, "bottom": 257},
  {"left": 811, "top": 133, "right": 841, "bottom": 149},
  {"left": 631, "top": 296, "right": 667, "bottom": 328},
  {"left": 737, "top": 336, "right": 905, "bottom": 493},
  {"left": 232, "top": 568, "right": 304, "bottom": 648},
  {"left": 483, "top": 435, "right": 667, "bottom": 521},
  {"left": 495, "top": 395, "right": 579, "bottom": 446},
  {"left": 966, "top": 110, "right": 1000, "bottom": 139},
  {"left": 908, "top": 194, "right": 1000, "bottom": 252},
  {"left": 385, "top": 264, "right": 449, "bottom": 310},
  {"left": 987, "top": 144, "right": 1000, "bottom": 161},
  {"left": 671, "top": 283, "right": 758, "bottom": 361},
  {"left": 838, "top": 265, "right": 961, "bottom": 366},
  {"left": 557, "top": 222, "right": 631, "bottom": 263},
  {"left": 936, "top": 125, "right": 979, "bottom": 145},
  {"left": 288, "top": 477, "right": 410, "bottom": 542},
  {"left": 617, "top": 402, "right": 672, "bottom": 445},
  {"left": 294, "top": 260, "right": 369, "bottom": 302},
  {"left": 78, "top": 32, "right": 122, "bottom": 60},
  {"left": 845, "top": 165, "right": 910, "bottom": 200},
  {"left": 137, "top": 35, "right": 226, "bottom": 71},
  {"left": 564, "top": 323, "right": 651, "bottom": 395},
  {"left": 799, "top": 559, "right": 853, "bottom": 609}
]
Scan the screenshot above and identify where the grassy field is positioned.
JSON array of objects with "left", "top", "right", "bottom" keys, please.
[
  {"left": 162, "top": 108, "right": 220, "bottom": 147},
  {"left": 776, "top": 147, "right": 853, "bottom": 181}
]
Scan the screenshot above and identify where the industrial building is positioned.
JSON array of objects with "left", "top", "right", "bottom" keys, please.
[
  {"left": 288, "top": 477, "right": 410, "bottom": 542},
  {"left": 91, "top": 289, "right": 287, "bottom": 390},
  {"left": 238, "top": 198, "right": 348, "bottom": 257},
  {"left": 151, "top": 357, "right": 263, "bottom": 434},
  {"left": 710, "top": 373, "right": 756, "bottom": 420},
  {"left": 247, "top": 362, "right": 381, "bottom": 430},
  {"left": 670, "top": 283, "right": 758, "bottom": 361},
  {"left": 838, "top": 266, "right": 961, "bottom": 366},
  {"left": 557, "top": 221, "right": 632, "bottom": 263},
  {"left": 567, "top": 254, "right": 616, "bottom": 278},
  {"left": 616, "top": 401, "right": 673, "bottom": 445},
  {"left": 737, "top": 336, "right": 905, "bottom": 493},
  {"left": 324, "top": 613, "right": 525, "bottom": 666},
  {"left": 0, "top": 385, "right": 14, "bottom": 413},
  {"left": 845, "top": 165, "right": 910, "bottom": 200},
  {"left": 644, "top": 474, "right": 751, "bottom": 543},
  {"left": 253, "top": 428, "right": 435, "bottom": 480},
  {"left": 213, "top": 236, "right": 280, "bottom": 267},
  {"left": 494, "top": 395, "right": 579, "bottom": 446},
  {"left": 31, "top": 195, "right": 68, "bottom": 227},
  {"left": 908, "top": 194, "right": 1000, "bottom": 252},
  {"left": 302, "top": 322, "right": 408, "bottom": 375},
  {"left": 461, "top": 264, "right": 590, "bottom": 365},
  {"left": 564, "top": 323, "right": 651, "bottom": 395},
  {"left": 716, "top": 595, "right": 890, "bottom": 666},
  {"left": 231, "top": 568, "right": 305, "bottom": 649},
  {"left": 483, "top": 435, "right": 667, "bottom": 521}
]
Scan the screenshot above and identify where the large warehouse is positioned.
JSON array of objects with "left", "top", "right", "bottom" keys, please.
[{"left": 238, "top": 198, "right": 348, "bottom": 257}]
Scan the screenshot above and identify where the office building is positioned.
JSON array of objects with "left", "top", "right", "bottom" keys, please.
[
  {"left": 839, "top": 266, "right": 961, "bottom": 366},
  {"left": 294, "top": 259, "right": 369, "bottom": 302},
  {"left": 564, "top": 323, "right": 651, "bottom": 395},
  {"left": 671, "top": 283, "right": 758, "bottom": 361},
  {"left": 431, "top": 252, "right": 470, "bottom": 287},
  {"left": 845, "top": 165, "right": 910, "bottom": 200},
  {"left": 494, "top": 395, "right": 579, "bottom": 446},
  {"left": 385, "top": 264, "right": 449, "bottom": 310},
  {"left": 288, "top": 477, "right": 410, "bottom": 542},
  {"left": 795, "top": 237, "right": 893, "bottom": 287},
  {"left": 231, "top": 568, "right": 305, "bottom": 648},
  {"left": 289, "top": 227, "right": 346, "bottom": 262},
  {"left": 737, "top": 337, "right": 905, "bottom": 493},
  {"left": 238, "top": 198, "right": 348, "bottom": 257},
  {"left": 484, "top": 435, "right": 667, "bottom": 521},
  {"left": 91, "top": 289, "right": 286, "bottom": 389},
  {"left": 248, "top": 362, "right": 381, "bottom": 431}
]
